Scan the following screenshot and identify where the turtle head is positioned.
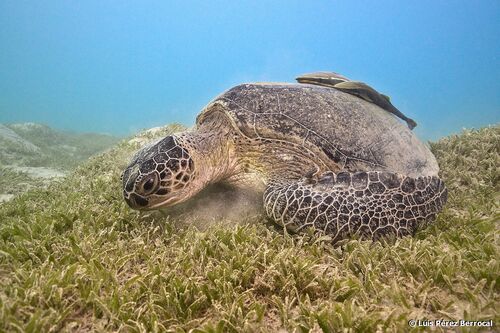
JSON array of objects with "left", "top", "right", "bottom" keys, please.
[{"left": 122, "top": 135, "right": 201, "bottom": 210}]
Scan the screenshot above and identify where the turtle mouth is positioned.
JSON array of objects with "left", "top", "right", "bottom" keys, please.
[
  {"left": 125, "top": 193, "right": 150, "bottom": 208},
  {"left": 125, "top": 194, "right": 181, "bottom": 210}
]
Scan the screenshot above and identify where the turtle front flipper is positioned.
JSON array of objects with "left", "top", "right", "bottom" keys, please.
[{"left": 263, "top": 171, "right": 447, "bottom": 242}]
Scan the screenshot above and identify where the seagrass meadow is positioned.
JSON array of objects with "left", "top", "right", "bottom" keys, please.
[{"left": 0, "top": 124, "right": 498, "bottom": 332}]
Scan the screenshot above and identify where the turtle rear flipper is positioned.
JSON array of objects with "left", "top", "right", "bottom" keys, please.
[
  {"left": 333, "top": 81, "right": 417, "bottom": 130},
  {"left": 264, "top": 171, "right": 447, "bottom": 242}
]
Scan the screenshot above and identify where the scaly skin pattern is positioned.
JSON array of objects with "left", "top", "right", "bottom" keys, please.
[
  {"left": 264, "top": 171, "right": 447, "bottom": 242},
  {"left": 122, "top": 136, "right": 196, "bottom": 208}
]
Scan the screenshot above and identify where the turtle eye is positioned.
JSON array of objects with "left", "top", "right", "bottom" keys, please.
[
  {"left": 141, "top": 175, "right": 158, "bottom": 195},
  {"left": 144, "top": 178, "right": 154, "bottom": 191}
]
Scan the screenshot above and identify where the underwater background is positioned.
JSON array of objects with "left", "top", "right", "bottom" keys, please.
[
  {"left": 1, "top": 1, "right": 499, "bottom": 140},
  {"left": 0, "top": 1, "right": 499, "bottom": 332}
]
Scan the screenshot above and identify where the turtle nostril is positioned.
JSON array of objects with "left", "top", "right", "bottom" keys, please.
[{"left": 125, "top": 179, "right": 135, "bottom": 192}]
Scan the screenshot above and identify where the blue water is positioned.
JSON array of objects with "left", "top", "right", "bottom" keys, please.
[{"left": 0, "top": 1, "right": 498, "bottom": 140}]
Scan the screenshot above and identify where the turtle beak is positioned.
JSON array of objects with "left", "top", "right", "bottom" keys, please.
[
  {"left": 125, "top": 193, "right": 182, "bottom": 210},
  {"left": 124, "top": 193, "right": 149, "bottom": 209}
]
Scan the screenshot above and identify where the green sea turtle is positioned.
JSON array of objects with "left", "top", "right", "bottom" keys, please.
[
  {"left": 296, "top": 72, "right": 417, "bottom": 129},
  {"left": 122, "top": 75, "right": 447, "bottom": 242}
]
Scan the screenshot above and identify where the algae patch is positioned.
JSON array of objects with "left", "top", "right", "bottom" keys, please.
[{"left": 0, "top": 123, "right": 498, "bottom": 332}]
